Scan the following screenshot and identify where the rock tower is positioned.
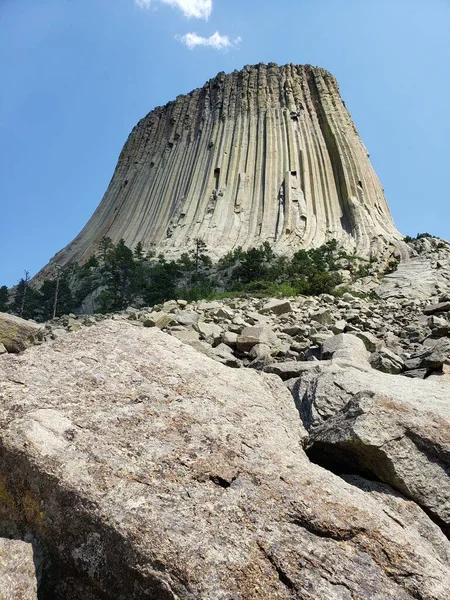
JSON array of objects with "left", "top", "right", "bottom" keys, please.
[{"left": 47, "top": 63, "right": 403, "bottom": 269}]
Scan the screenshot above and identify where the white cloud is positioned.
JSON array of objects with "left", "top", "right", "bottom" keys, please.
[
  {"left": 135, "top": 0, "right": 212, "bottom": 20},
  {"left": 177, "top": 31, "right": 241, "bottom": 50}
]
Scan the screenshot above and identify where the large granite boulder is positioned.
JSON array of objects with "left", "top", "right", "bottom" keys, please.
[
  {"left": 291, "top": 356, "right": 450, "bottom": 535},
  {"left": 0, "top": 538, "right": 38, "bottom": 599},
  {"left": 0, "top": 321, "right": 449, "bottom": 599},
  {"left": 0, "top": 312, "right": 42, "bottom": 353}
]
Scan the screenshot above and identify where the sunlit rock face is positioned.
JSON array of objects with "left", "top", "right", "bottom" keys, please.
[{"left": 47, "top": 63, "right": 403, "bottom": 268}]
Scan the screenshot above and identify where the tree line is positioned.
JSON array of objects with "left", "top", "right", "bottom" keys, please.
[{"left": 1, "top": 237, "right": 372, "bottom": 322}]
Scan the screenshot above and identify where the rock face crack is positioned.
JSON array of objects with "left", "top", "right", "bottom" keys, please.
[{"left": 287, "top": 513, "right": 362, "bottom": 542}]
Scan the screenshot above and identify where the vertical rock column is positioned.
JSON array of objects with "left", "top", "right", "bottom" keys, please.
[{"left": 43, "top": 63, "right": 402, "bottom": 273}]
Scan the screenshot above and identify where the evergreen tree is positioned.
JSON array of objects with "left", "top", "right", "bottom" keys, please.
[
  {"left": 98, "top": 239, "right": 137, "bottom": 312},
  {"left": 134, "top": 241, "right": 145, "bottom": 260},
  {"left": 38, "top": 270, "right": 74, "bottom": 321},
  {"left": 144, "top": 260, "right": 181, "bottom": 306},
  {"left": 99, "top": 237, "right": 114, "bottom": 264},
  {"left": 0, "top": 285, "right": 9, "bottom": 312},
  {"left": 12, "top": 272, "right": 41, "bottom": 320}
]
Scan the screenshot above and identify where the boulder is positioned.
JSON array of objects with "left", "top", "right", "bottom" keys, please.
[
  {"left": 263, "top": 360, "right": 331, "bottom": 381},
  {"left": 354, "top": 331, "right": 381, "bottom": 352},
  {"left": 307, "top": 387, "right": 450, "bottom": 535},
  {"left": 1, "top": 321, "right": 449, "bottom": 598},
  {"left": 0, "top": 538, "right": 38, "bottom": 599},
  {"left": 142, "top": 311, "right": 175, "bottom": 329},
  {"left": 320, "top": 333, "right": 369, "bottom": 369},
  {"left": 419, "top": 338, "right": 450, "bottom": 370},
  {"left": 222, "top": 330, "right": 238, "bottom": 348},
  {"left": 311, "top": 309, "right": 333, "bottom": 325},
  {"left": 195, "top": 321, "right": 223, "bottom": 344},
  {"left": 0, "top": 313, "right": 42, "bottom": 353},
  {"left": 370, "top": 348, "right": 405, "bottom": 374},
  {"left": 175, "top": 311, "right": 199, "bottom": 326},
  {"left": 259, "top": 299, "right": 293, "bottom": 316},
  {"left": 423, "top": 301, "right": 450, "bottom": 315},
  {"left": 236, "top": 326, "right": 278, "bottom": 352}
]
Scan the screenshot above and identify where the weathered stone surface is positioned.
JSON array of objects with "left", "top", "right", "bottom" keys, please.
[
  {"left": 1, "top": 321, "right": 449, "bottom": 598},
  {"left": 424, "top": 301, "right": 450, "bottom": 315},
  {"left": 38, "top": 63, "right": 403, "bottom": 279},
  {"left": 311, "top": 308, "right": 333, "bottom": 325},
  {"left": 418, "top": 338, "right": 450, "bottom": 370},
  {"left": 0, "top": 538, "right": 38, "bottom": 599},
  {"left": 259, "top": 299, "right": 293, "bottom": 316},
  {"left": 320, "top": 333, "right": 369, "bottom": 369},
  {"left": 175, "top": 311, "right": 199, "bottom": 326},
  {"left": 307, "top": 388, "right": 450, "bottom": 534},
  {"left": 0, "top": 313, "right": 42, "bottom": 353},
  {"left": 263, "top": 360, "right": 331, "bottom": 381},
  {"left": 236, "top": 325, "right": 278, "bottom": 352},
  {"left": 354, "top": 331, "right": 380, "bottom": 352},
  {"left": 370, "top": 348, "right": 405, "bottom": 374},
  {"left": 142, "top": 311, "right": 175, "bottom": 329},
  {"left": 195, "top": 321, "right": 222, "bottom": 344}
]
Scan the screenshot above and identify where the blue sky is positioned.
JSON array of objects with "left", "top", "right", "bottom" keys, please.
[{"left": 1, "top": 0, "right": 449, "bottom": 286}]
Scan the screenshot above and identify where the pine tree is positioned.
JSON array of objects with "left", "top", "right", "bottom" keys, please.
[
  {"left": 12, "top": 271, "right": 40, "bottom": 320},
  {"left": 99, "top": 237, "right": 114, "bottom": 264},
  {"left": 134, "top": 241, "right": 145, "bottom": 260},
  {"left": 0, "top": 285, "right": 9, "bottom": 312},
  {"left": 98, "top": 239, "right": 137, "bottom": 312}
]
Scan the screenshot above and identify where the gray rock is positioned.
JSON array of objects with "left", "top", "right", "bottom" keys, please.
[
  {"left": 0, "top": 313, "right": 42, "bottom": 353},
  {"left": 354, "top": 331, "right": 381, "bottom": 352},
  {"left": 196, "top": 321, "right": 223, "bottom": 344},
  {"left": 321, "top": 333, "right": 369, "bottom": 369},
  {"left": 307, "top": 386, "right": 450, "bottom": 535},
  {"left": 263, "top": 361, "right": 331, "bottom": 381},
  {"left": 142, "top": 313, "right": 173, "bottom": 329},
  {"left": 259, "top": 298, "right": 293, "bottom": 315},
  {"left": 311, "top": 309, "right": 333, "bottom": 325},
  {"left": 424, "top": 301, "right": 450, "bottom": 315},
  {"left": 222, "top": 330, "right": 238, "bottom": 348},
  {"left": 175, "top": 311, "right": 199, "bottom": 326},
  {"left": 248, "top": 343, "right": 271, "bottom": 360},
  {"left": 0, "top": 343, "right": 7, "bottom": 355},
  {"left": 236, "top": 326, "right": 278, "bottom": 352},
  {"left": 1, "top": 320, "right": 449, "bottom": 599},
  {"left": 0, "top": 538, "right": 38, "bottom": 599},
  {"left": 370, "top": 348, "right": 405, "bottom": 374}
]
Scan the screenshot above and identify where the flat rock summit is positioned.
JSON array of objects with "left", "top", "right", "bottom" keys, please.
[{"left": 43, "top": 63, "right": 403, "bottom": 276}]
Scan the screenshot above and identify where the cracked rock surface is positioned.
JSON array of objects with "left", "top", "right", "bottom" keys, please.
[
  {"left": 0, "top": 538, "right": 38, "bottom": 599},
  {"left": 1, "top": 320, "right": 450, "bottom": 598}
]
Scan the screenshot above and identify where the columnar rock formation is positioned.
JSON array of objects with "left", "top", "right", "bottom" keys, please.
[{"left": 47, "top": 63, "right": 403, "bottom": 270}]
